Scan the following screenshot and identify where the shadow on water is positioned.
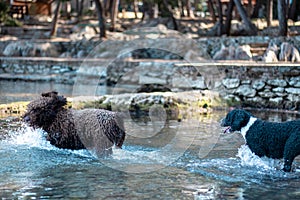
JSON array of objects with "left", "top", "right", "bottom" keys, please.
[{"left": 0, "top": 110, "right": 300, "bottom": 199}]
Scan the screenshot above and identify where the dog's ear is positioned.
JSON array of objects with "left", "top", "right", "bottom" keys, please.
[
  {"left": 231, "top": 110, "right": 251, "bottom": 131},
  {"left": 42, "top": 91, "right": 58, "bottom": 98},
  {"left": 52, "top": 95, "right": 67, "bottom": 110},
  {"left": 41, "top": 91, "right": 67, "bottom": 110}
]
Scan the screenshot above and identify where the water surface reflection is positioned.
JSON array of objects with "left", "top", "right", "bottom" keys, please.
[{"left": 0, "top": 111, "right": 299, "bottom": 199}]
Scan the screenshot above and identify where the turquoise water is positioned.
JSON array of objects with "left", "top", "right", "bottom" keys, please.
[{"left": 0, "top": 111, "right": 299, "bottom": 199}]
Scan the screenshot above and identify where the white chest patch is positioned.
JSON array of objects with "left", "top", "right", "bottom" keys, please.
[{"left": 240, "top": 117, "right": 257, "bottom": 141}]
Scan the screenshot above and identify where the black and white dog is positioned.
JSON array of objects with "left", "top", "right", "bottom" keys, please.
[{"left": 221, "top": 109, "right": 300, "bottom": 172}]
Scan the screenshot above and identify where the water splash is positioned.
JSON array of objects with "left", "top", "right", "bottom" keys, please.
[
  {"left": 4, "top": 124, "right": 92, "bottom": 158},
  {"left": 237, "top": 145, "right": 283, "bottom": 171},
  {"left": 6, "top": 124, "right": 54, "bottom": 150}
]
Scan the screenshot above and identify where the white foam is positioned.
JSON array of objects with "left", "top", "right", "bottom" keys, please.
[
  {"left": 7, "top": 124, "right": 54, "bottom": 150},
  {"left": 237, "top": 145, "right": 283, "bottom": 171}
]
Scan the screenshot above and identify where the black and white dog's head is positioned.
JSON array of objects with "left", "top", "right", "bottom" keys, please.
[{"left": 221, "top": 109, "right": 252, "bottom": 133}]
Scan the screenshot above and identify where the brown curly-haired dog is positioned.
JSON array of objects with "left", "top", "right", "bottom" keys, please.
[{"left": 23, "top": 91, "right": 126, "bottom": 157}]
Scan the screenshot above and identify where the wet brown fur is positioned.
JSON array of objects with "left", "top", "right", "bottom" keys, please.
[{"left": 23, "top": 91, "right": 126, "bottom": 157}]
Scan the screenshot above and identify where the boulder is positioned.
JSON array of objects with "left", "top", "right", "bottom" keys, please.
[
  {"left": 267, "top": 79, "right": 287, "bottom": 87},
  {"left": 222, "top": 78, "right": 240, "bottom": 89},
  {"left": 235, "top": 85, "right": 256, "bottom": 97},
  {"left": 3, "top": 41, "right": 58, "bottom": 57}
]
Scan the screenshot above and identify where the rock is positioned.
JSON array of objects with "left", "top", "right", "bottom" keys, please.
[
  {"left": 269, "top": 97, "right": 283, "bottom": 104},
  {"left": 235, "top": 85, "right": 256, "bottom": 97},
  {"left": 252, "top": 80, "right": 265, "bottom": 90},
  {"left": 223, "top": 94, "right": 241, "bottom": 102},
  {"left": 285, "top": 88, "right": 300, "bottom": 95},
  {"left": 222, "top": 78, "right": 240, "bottom": 89},
  {"left": 241, "top": 80, "right": 251, "bottom": 85},
  {"left": 287, "top": 94, "right": 300, "bottom": 102},
  {"left": 213, "top": 45, "right": 235, "bottom": 60},
  {"left": 189, "top": 77, "right": 207, "bottom": 89},
  {"left": 272, "top": 87, "right": 285, "bottom": 93},
  {"left": 3, "top": 41, "right": 58, "bottom": 57},
  {"left": 70, "top": 25, "right": 97, "bottom": 41},
  {"left": 139, "top": 75, "right": 167, "bottom": 85},
  {"left": 235, "top": 45, "right": 252, "bottom": 60},
  {"left": 267, "top": 79, "right": 287, "bottom": 87},
  {"left": 279, "top": 42, "right": 300, "bottom": 62},
  {"left": 247, "top": 97, "right": 265, "bottom": 104},
  {"left": 77, "top": 50, "right": 86, "bottom": 58},
  {"left": 262, "top": 42, "right": 279, "bottom": 62},
  {"left": 136, "top": 84, "right": 172, "bottom": 93},
  {"left": 289, "top": 77, "right": 300, "bottom": 87},
  {"left": 258, "top": 90, "right": 276, "bottom": 98}
]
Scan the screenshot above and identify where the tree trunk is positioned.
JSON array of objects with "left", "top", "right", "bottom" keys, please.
[
  {"left": 207, "top": 0, "right": 216, "bottom": 22},
  {"left": 133, "top": 0, "right": 139, "bottom": 19},
  {"left": 288, "top": 0, "right": 297, "bottom": 20},
  {"left": 50, "top": 0, "right": 61, "bottom": 37},
  {"left": 224, "top": 0, "right": 234, "bottom": 35},
  {"left": 186, "top": 0, "right": 194, "bottom": 18},
  {"left": 266, "top": 0, "right": 273, "bottom": 27},
  {"left": 247, "top": 0, "right": 253, "bottom": 16},
  {"left": 251, "top": 0, "right": 262, "bottom": 18},
  {"left": 141, "top": 0, "right": 154, "bottom": 20},
  {"left": 216, "top": 0, "right": 223, "bottom": 36},
  {"left": 233, "top": 0, "right": 257, "bottom": 35},
  {"left": 194, "top": 0, "right": 200, "bottom": 12},
  {"left": 162, "top": 0, "right": 178, "bottom": 30},
  {"left": 103, "top": 0, "right": 110, "bottom": 17},
  {"left": 110, "top": 0, "right": 119, "bottom": 31},
  {"left": 78, "top": 0, "right": 85, "bottom": 18},
  {"left": 94, "top": 0, "right": 106, "bottom": 38},
  {"left": 277, "top": 0, "right": 287, "bottom": 36},
  {"left": 180, "top": 0, "right": 185, "bottom": 17}
]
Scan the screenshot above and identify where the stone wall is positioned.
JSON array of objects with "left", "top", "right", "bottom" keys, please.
[
  {"left": 0, "top": 56, "right": 299, "bottom": 110},
  {"left": 106, "top": 61, "right": 300, "bottom": 110},
  {"left": 1, "top": 36, "right": 300, "bottom": 59},
  {"left": 217, "top": 64, "right": 300, "bottom": 110}
]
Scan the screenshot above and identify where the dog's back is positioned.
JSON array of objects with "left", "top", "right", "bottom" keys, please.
[{"left": 246, "top": 119, "right": 300, "bottom": 159}]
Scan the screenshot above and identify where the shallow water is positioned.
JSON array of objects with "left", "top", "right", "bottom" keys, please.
[
  {"left": 0, "top": 111, "right": 299, "bottom": 199},
  {"left": 0, "top": 80, "right": 135, "bottom": 104}
]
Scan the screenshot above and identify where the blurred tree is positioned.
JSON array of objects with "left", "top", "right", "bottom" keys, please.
[
  {"left": 207, "top": 0, "right": 216, "bottom": 22},
  {"left": 78, "top": 0, "right": 85, "bottom": 17},
  {"left": 186, "top": 0, "right": 194, "bottom": 18},
  {"left": 179, "top": 0, "right": 185, "bottom": 17},
  {"left": 251, "top": 0, "right": 262, "bottom": 18},
  {"left": 50, "top": 0, "right": 61, "bottom": 37},
  {"left": 288, "top": 0, "right": 296, "bottom": 20},
  {"left": 110, "top": 0, "right": 119, "bottom": 31},
  {"left": 162, "top": 0, "right": 178, "bottom": 30},
  {"left": 141, "top": 0, "right": 155, "bottom": 20},
  {"left": 266, "top": 0, "right": 273, "bottom": 27},
  {"left": 216, "top": 0, "right": 222, "bottom": 35},
  {"left": 224, "top": 0, "right": 234, "bottom": 35},
  {"left": 133, "top": 0, "right": 139, "bottom": 18},
  {"left": 95, "top": 0, "right": 106, "bottom": 37},
  {"left": 233, "top": 0, "right": 257, "bottom": 35},
  {"left": 277, "top": 0, "right": 287, "bottom": 36}
]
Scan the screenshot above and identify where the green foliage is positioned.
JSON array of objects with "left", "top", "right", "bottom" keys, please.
[{"left": 0, "top": 0, "right": 22, "bottom": 26}]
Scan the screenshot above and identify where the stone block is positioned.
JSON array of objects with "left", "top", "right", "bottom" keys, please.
[
  {"left": 267, "top": 79, "right": 287, "bottom": 87},
  {"left": 235, "top": 85, "right": 256, "bottom": 97},
  {"left": 252, "top": 80, "right": 265, "bottom": 90},
  {"left": 285, "top": 88, "right": 300, "bottom": 95},
  {"left": 222, "top": 78, "right": 240, "bottom": 89}
]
